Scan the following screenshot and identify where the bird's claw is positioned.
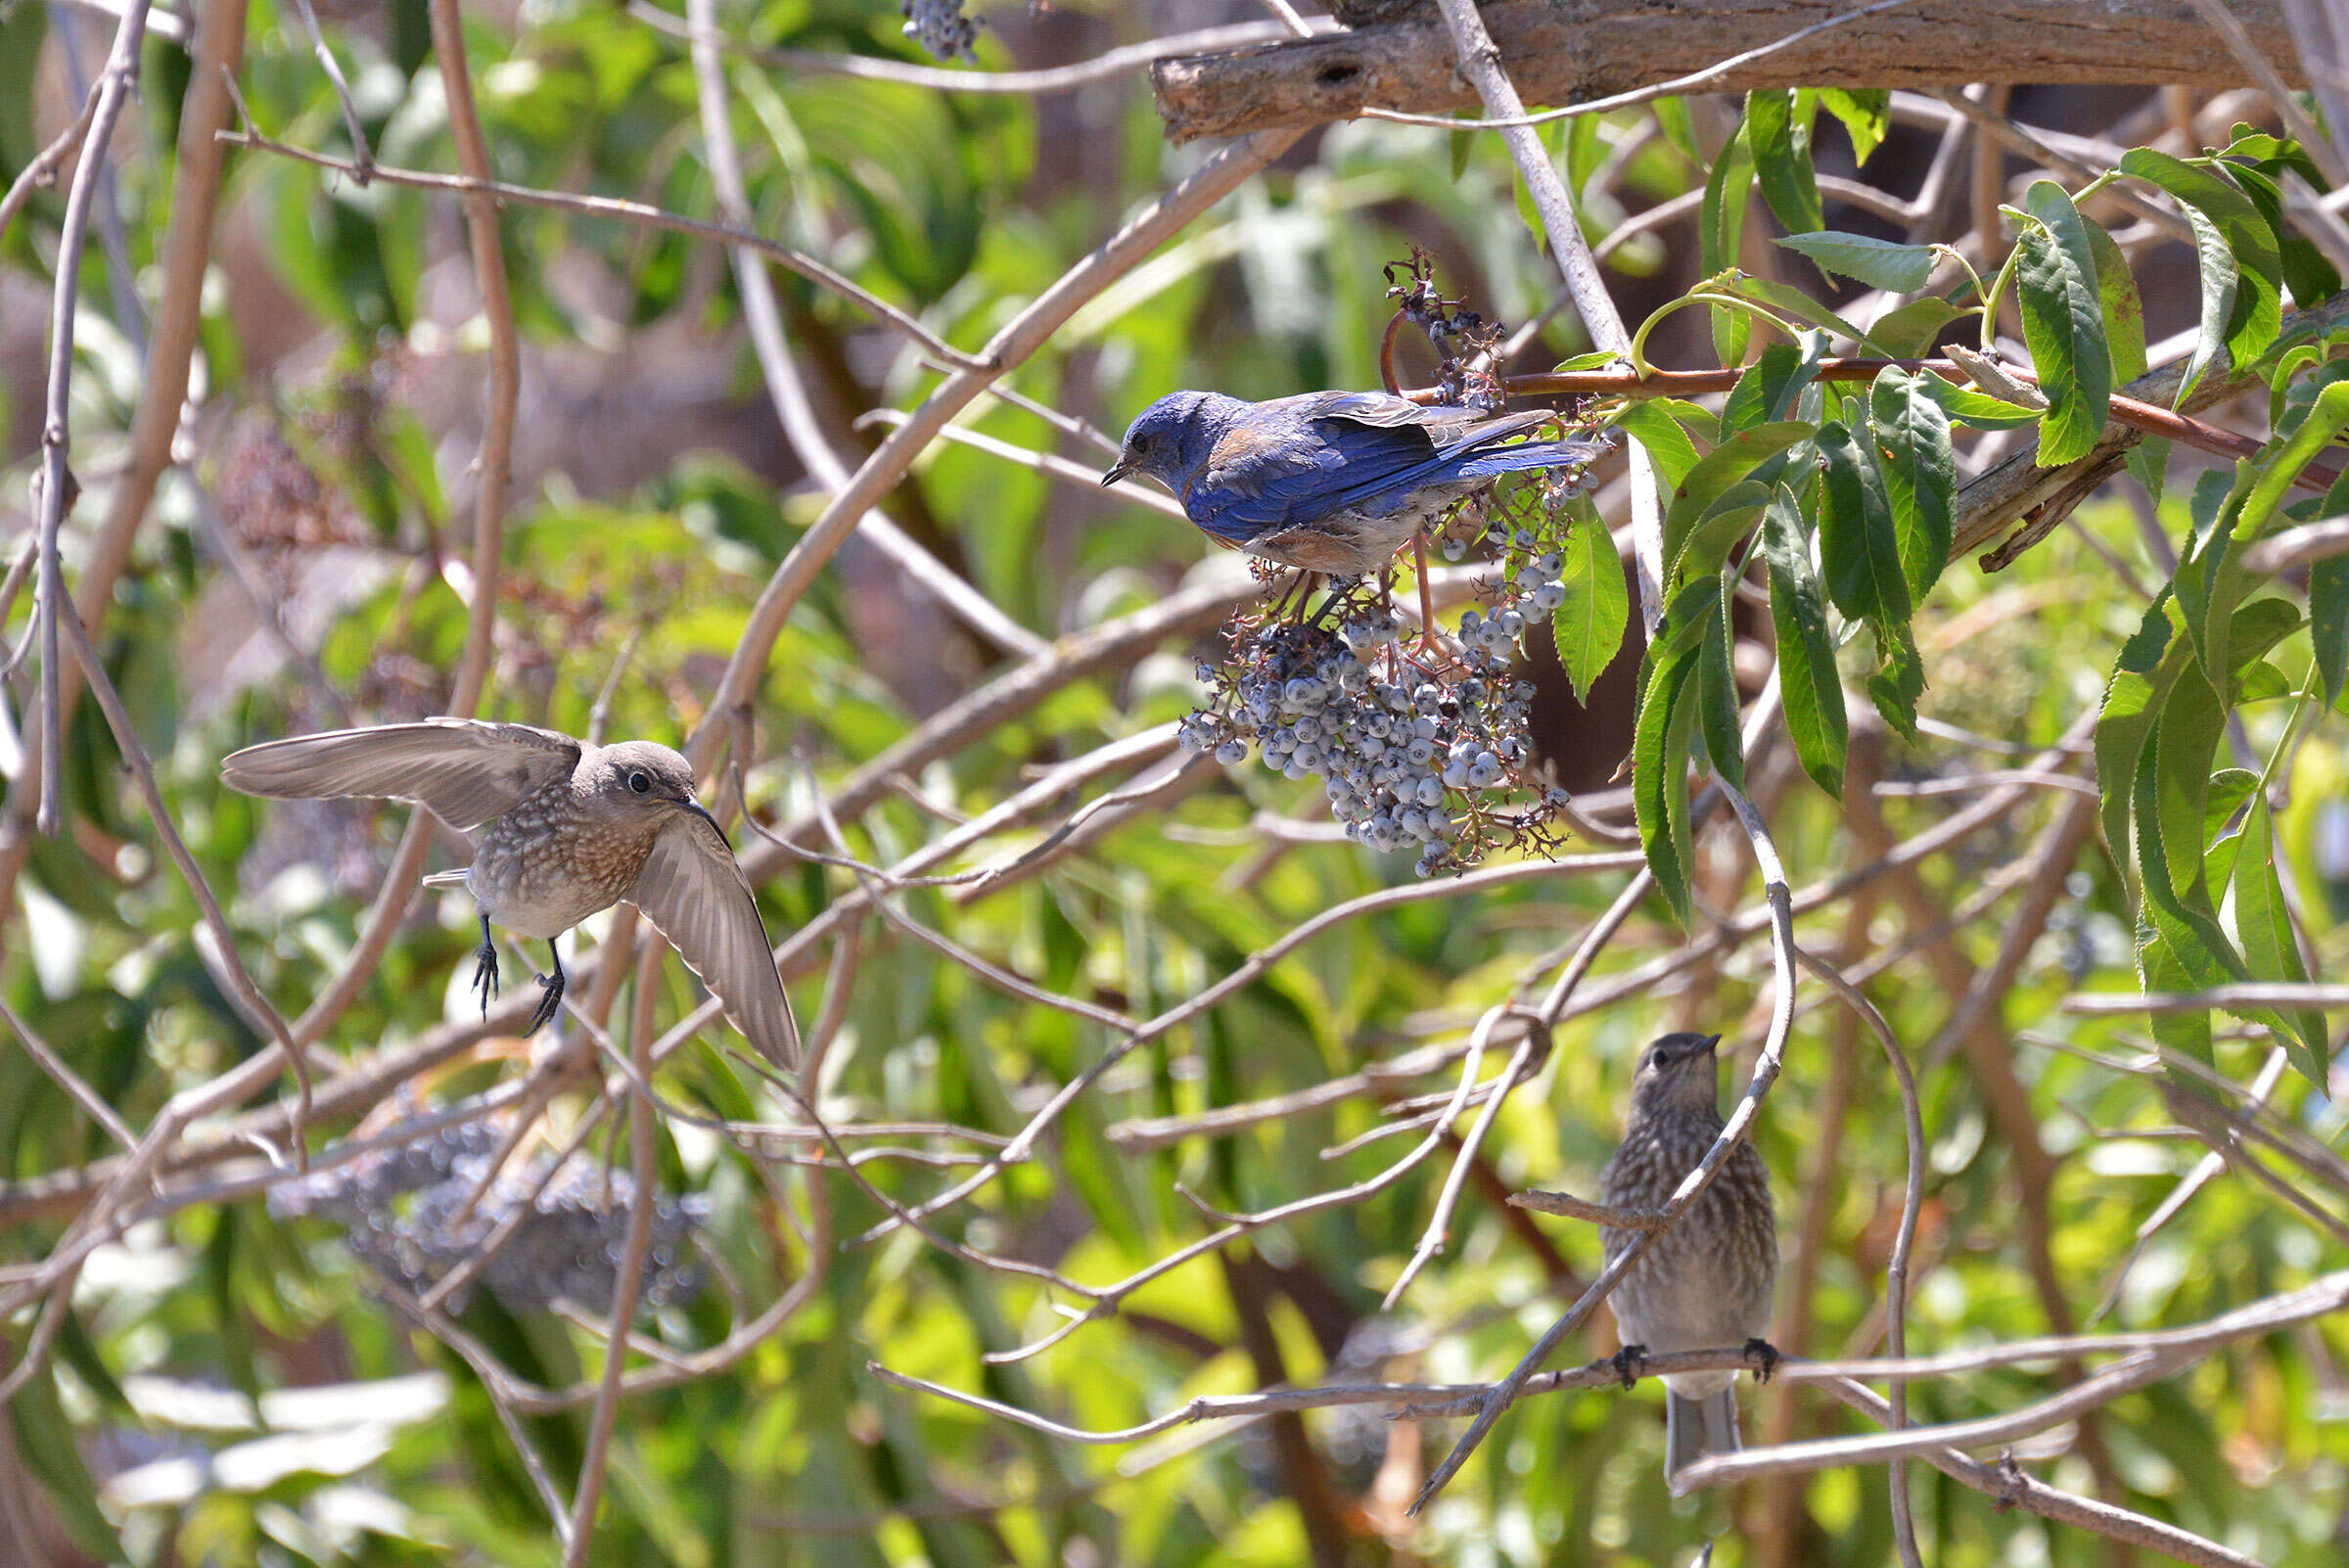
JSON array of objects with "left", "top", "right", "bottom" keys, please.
[
  {"left": 1610, "top": 1343, "right": 1649, "bottom": 1391},
  {"left": 470, "top": 942, "right": 500, "bottom": 1018},
  {"left": 526, "top": 971, "right": 564, "bottom": 1035},
  {"left": 1742, "top": 1337, "right": 1781, "bottom": 1384}
]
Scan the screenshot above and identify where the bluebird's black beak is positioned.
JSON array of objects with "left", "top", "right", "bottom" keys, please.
[
  {"left": 1698, "top": 1033, "right": 1723, "bottom": 1055},
  {"left": 1100, "top": 459, "right": 1133, "bottom": 488}
]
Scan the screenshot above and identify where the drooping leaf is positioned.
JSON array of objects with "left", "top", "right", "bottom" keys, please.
[
  {"left": 1697, "top": 575, "right": 1745, "bottom": 791},
  {"left": 1700, "top": 121, "right": 1755, "bottom": 366},
  {"left": 1669, "top": 479, "right": 1774, "bottom": 586},
  {"left": 2175, "top": 203, "right": 2240, "bottom": 405},
  {"left": 1818, "top": 87, "right": 1889, "bottom": 165},
  {"left": 2011, "top": 181, "right": 2113, "bottom": 466},
  {"left": 2084, "top": 214, "right": 2147, "bottom": 383},
  {"left": 2120, "top": 149, "right": 2283, "bottom": 370},
  {"left": 2124, "top": 434, "right": 2171, "bottom": 510},
  {"left": 1869, "top": 366, "right": 1957, "bottom": 604},
  {"left": 1720, "top": 337, "right": 1824, "bottom": 437},
  {"left": 2311, "top": 467, "right": 2349, "bottom": 705},
  {"left": 1773, "top": 231, "right": 1934, "bottom": 293},
  {"left": 2233, "top": 796, "right": 2329, "bottom": 1084},
  {"left": 1865, "top": 619, "right": 1925, "bottom": 743},
  {"left": 1763, "top": 482, "right": 1846, "bottom": 798},
  {"left": 1867, "top": 296, "right": 1971, "bottom": 358},
  {"left": 1551, "top": 500, "right": 1631, "bottom": 704},
  {"left": 2096, "top": 594, "right": 2188, "bottom": 865},
  {"left": 1614, "top": 397, "right": 1711, "bottom": 493},
  {"left": 1815, "top": 419, "right": 1909, "bottom": 625},
  {"left": 2228, "top": 157, "right": 2343, "bottom": 308},
  {"left": 1635, "top": 578, "right": 1721, "bottom": 928},
  {"left": 1746, "top": 89, "right": 1822, "bottom": 236},
  {"left": 1660, "top": 420, "right": 1816, "bottom": 572}
]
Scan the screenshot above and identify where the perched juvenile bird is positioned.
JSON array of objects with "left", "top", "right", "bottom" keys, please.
[
  {"left": 1100, "top": 390, "right": 1607, "bottom": 577},
  {"left": 222, "top": 719, "right": 798, "bottom": 1067},
  {"left": 1597, "top": 1031, "right": 1778, "bottom": 1490}
]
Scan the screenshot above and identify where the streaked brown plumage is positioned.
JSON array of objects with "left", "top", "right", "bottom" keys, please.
[
  {"left": 1598, "top": 1031, "right": 1778, "bottom": 1491},
  {"left": 221, "top": 719, "right": 797, "bottom": 1068}
]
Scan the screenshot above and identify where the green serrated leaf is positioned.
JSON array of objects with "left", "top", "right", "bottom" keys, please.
[
  {"left": 1773, "top": 231, "right": 1934, "bottom": 292},
  {"left": 1614, "top": 397, "right": 1710, "bottom": 493},
  {"left": 1552, "top": 501, "right": 1630, "bottom": 704},
  {"left": 2233, "top": 796, "right": 2328, "bottom": 1084},
  {"left": 1763, "top": 482, "right": 1846, "bottom": 798},
  {"left": 2012, "top": 181, "right": 2114, "bottom": 466},
  {"left": 1815, "top": 419, "right": 1909, "bottom": 626},
  {"left": 2231, "top": 158, "right": 2343, "bottom": 308},
  {"left": 2239, "top": 379, "right": 2349, "bottom": 545},
  {"left": 1697, "top": 577, "right": 1744, "bottom": 790},
  {"left": 2312, "top": 469, "right": 2349, "bottom": 704},
  {"left": 1869, "top": 366, "right": 1957, "bottom": 604},
  {"left": 1635, "top": 585, "right": 1714, "bottom": 928},
  {"left": 1721, "top": 338, "right": 1824, "bottom": 437},
  {"left": 1865, "top": 619, "right": 1925, "bottom": 742},
  {"left": 2120, "top": 149, "right": 2282, "bottom": 371},
  {"left": 1654, "top": 96, "right": 1700, "bottom": 161},
  {"left": 2125, "top": 433, "right": 2170, "bottom": 509},
  {"left": 1818, "top": 87, "right": 1889, "bottom": 165},
  {"left": 2084, "top": 214, "right": 2147, "bottom": 383},
  {"left": 1700, "top": 122, "right": 1755, "bottom": 366},
  {"left": 2096, "top": 596, "right": 2185, "bottom": 869},
  {"left": 1867, "top": 296, "right": 1971, "bottom": 359},
  {"left": 1670, "top": 480, "right": 1773, "bottom": 586},
  {"left": 1661, "top": 420, "right": 1816, "bottom": 571},
  {"left": 1746, "top": 89, "right": 1822, "bottom": 235},
  {"left": 1911, "top": 369, "right": 2042, "bottom": 430},
  {"left": 2134, "top": 668, "right": 2246, "bottom": 995}
]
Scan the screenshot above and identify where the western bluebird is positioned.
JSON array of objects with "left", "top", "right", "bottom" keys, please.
[
  {"left": 1597, "top": 1031, "right": 1779, "bottom": 1490},
  {"left": 1099, "top": 390, "right": 1607, "bottom": 577},
  {"left": 222, "top": 719, "right": 799, "bottom": 1067}
]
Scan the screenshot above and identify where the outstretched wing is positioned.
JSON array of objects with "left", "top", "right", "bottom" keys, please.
[
  {"left": 220, "top": 719, "right": 580, "bottom": 831},
  {"left": 626, "top": 811, "right": 800, "bottom": 1069},
  {"left": 1194, "top": 392, "right": 1554, "bottom": 541}
]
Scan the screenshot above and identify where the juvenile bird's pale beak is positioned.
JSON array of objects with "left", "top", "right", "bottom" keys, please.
[{"left": 1100, "top": 460, "right": 1133, "bottom": 488}]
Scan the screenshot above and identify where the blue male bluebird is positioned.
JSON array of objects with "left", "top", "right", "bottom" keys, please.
[{"left": 1100, "top": 390, "right": 1607, "bottom": 577}]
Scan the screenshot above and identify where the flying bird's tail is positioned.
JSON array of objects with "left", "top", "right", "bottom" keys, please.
[
  {"left": 1664, "top": 1386, "right": 1741, "bottom": 1495},
  {"left": 1451, "top": 434, "right": 1613, "bottom": 482}
]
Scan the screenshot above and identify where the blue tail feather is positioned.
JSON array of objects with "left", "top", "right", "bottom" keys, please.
[{"left": 1451, "top": 438, "right": 1609, "bottom": 482}]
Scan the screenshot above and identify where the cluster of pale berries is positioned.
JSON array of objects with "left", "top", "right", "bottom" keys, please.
[
  {"left": 272, "top": 1119, "right": 709, "bottom": 1315},
  {"left": 1179, "top": 600, "right": 1562, "bottom": 877},
  {"left": 901, "top": 0, "right": 982, "bottom": 61}
]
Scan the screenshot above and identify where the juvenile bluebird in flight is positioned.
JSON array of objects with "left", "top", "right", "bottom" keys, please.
[
  {"left": 1598, "top": 1031, "right": 1778, "bottom": 1491},
  {"left": 1100, "top": 390, "right": 1607, "bottom": 577},
  {"left": 223, "top": 719, "right": 799, "bottom": 1068}
]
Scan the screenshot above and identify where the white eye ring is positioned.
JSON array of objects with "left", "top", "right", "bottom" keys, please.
[{"left": 628, "top": 771, "right": 652, "bottom": 795}]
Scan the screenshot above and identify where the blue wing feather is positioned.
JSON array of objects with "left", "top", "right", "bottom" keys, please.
[{"left": 1191, "top": 395, "right": 1599, "bottom": 543}]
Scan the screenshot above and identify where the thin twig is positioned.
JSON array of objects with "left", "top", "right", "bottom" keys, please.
[
  {"left": 212, "top": 127, "right": 979, "bottom": 369},
  {"left": 32, "top": 0, "right": 153, "bottom": 837}
]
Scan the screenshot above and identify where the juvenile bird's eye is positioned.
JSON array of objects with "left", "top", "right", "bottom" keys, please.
[{"left": 628, "top": 770, "right": 652, "bottom": 794}]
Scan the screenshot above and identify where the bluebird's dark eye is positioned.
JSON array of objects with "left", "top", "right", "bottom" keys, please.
[{"left": 627, "top": 770, "right": 652, "bottom": 795}]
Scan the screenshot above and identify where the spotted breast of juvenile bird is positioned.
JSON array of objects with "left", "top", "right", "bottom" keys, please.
[
  {"left": 1597, "top": 1030, "right": 1779, "bottom": 1492},
  {"left": 1099, "top": 390, "right": 1609, "bottom": 578},
  {"left": 221, "top": 719, "right": 798, "bottom": 1068}
]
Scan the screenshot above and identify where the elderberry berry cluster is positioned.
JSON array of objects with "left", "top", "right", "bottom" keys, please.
[
  {"left": 1179, "top": 591, "right": 1567, "bottom": 876},
  {"left": 901, "top": 0, "right": 982, "bottom": 61},
  {"left": 272, "top": 1119, "right": 709, "bottom": 1316}
]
